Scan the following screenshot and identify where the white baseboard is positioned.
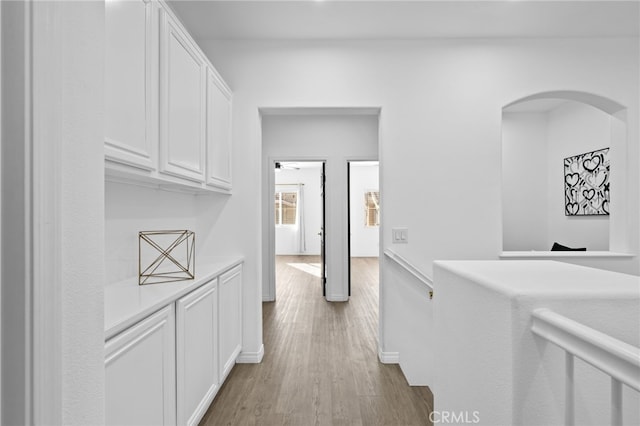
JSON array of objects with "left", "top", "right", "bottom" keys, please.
[
  {"left": 378, "top": 348, "right": 400, "bottom": 364},
  {"left": 326, "top": 294, "right": 348, "bottom": 302},
  {"left": 237, "top": 344, "right": 264, "bottom": 363}
]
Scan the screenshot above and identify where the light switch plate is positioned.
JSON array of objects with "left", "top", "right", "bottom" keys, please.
[{"left": 392, "top": 227, "right": 408, "bottom": 244}]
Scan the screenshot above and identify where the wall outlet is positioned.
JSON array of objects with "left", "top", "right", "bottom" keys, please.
[{"left": 392, "top": 227, "right": 408, "bottom": 244}]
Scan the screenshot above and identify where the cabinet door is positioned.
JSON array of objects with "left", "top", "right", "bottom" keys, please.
[
  {"left": 159, "top": 10, "right": 206, "bottom": 183},
  {"left": 105, "top": 0, "right": 157, "bottom": 171},
  {"left": 206, "top": 69, "right": 232, "bottom": 190},
  {"left": 176, "top": 281, "right": 219, "bottom": 426},
  {"left": 105, "top": 305, "right": 176, "bottom": 426},
  {"left": 219, "top": 265, "right": 242, "bottom": 381}
]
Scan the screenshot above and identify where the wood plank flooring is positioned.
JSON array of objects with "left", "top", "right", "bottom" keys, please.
[{"left": 200, "top": 255, "right": 433, "bottom": 425}]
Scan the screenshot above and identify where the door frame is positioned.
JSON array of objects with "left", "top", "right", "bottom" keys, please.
[
  {"left": 346, "top": 158, "right": 380, "bottom": 298},
  {"left": 2, "top": 2, "right": 80, "bottom": 422},
  {"left": 266, "top": 157, "right": 327, "bottom": 302}
]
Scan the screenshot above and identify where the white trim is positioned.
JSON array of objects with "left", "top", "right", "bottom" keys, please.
[
  {"left": 266, "top": 155, "right": 328, "bottom": 302},
  {"left": 378, "top": 349, "right": 400, "bottom": 364},
  {"left": 31, "top": 2, "right": 63, "bottom": 424},
  {"left": 376, "top": 113, "right": 385, "bottom": 377},
  {"left": 236, "top": 344, "right": 265, "bottom": 364},
  {"left": 326, "top": 295, "right": 349, "bottom": 302},
  {"left": 265, "top": 156, "right": 276, "bottom": 302}
]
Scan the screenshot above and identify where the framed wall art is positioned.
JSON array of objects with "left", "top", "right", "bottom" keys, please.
[{"left": 563, "top": 147, "right": 610, "bottom": 216}]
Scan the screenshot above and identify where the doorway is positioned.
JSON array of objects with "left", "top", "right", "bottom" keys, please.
[
  {"left": 261, "top": 109, "right": 380, "bottom": 302},
  {"left": 347, "top": 161, "right": 380, "bottom": 297},
  {"left": 274, "top": 161, "right": 326, "bottom": 299}
]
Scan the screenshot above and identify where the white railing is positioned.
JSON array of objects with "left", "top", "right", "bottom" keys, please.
[
  {"left": 383, "top": 248, "right": 434, "bottom": 299},
  {"left": 531, "top": 309, "right": 640, "bottom": 426}
]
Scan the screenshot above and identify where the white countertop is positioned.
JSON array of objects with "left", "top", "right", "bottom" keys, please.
[{"left": 105, "top": 256, "right": 244, "bottom": 340}]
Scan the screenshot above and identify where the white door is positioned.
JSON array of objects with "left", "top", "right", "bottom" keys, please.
[
  {"left": 105, "top": 305, "right": 176, "bottom": 426},
  {"left": 159, "top": 10, "right": 206, "bottom": 183},
  {"left": 176, "top": 280, "right": 219, "bottom": 426}
]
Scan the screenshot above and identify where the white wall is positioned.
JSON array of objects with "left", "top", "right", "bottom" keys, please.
[
  {"left": 274, "top": 165, "right": 323, "bottom": 256},
  {"left": 547, "top": 102, "right": 611, "bottom": 250},
  {"left": 262, "top": 114, "right": 379, "bottom": 301},
  {"left": 502, "top": 112, "right": 548, "bottom": 251},
  {"left": 197, "top": 37, "right": 639, "bottom": 377},
  {"left": 59, "top": 3, "right": 106, "bottom": 423},
  {"left": 105, "top": 182, "right": 199, "bottom": 284},
  {"left": 2, "top": 2, "right": 106, "bottom": 423},
  {"left": 350, "top": 162, "right": 380, "bottom": 257}
]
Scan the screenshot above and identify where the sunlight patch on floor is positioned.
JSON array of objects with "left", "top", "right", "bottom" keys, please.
[{"left": 286, "top": 262, "right": 321, "bottom": 278}]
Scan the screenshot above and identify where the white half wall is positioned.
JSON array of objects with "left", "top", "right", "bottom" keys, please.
[{"left": 350, "top": 162, "right": 380, "bottom": 257}]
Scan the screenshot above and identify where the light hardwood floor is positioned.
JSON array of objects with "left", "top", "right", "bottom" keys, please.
[{"left": 200, "top": 255, "right": 433, "bottom": 425}]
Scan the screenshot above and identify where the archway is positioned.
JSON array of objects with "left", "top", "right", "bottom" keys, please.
[{"left": 501, "top": 91, "right": 630, "bottom": 254}]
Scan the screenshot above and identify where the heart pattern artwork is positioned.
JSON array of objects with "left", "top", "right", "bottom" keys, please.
[{"left": 563, "top": 147, "right": 610, "bottom": 216}]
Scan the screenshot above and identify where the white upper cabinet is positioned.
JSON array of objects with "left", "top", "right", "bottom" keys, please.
[
  {"left": 104, "top": 0, "right": 232, "bottom": 193},
  {"left": 159, "top": 10, "right": 207, "bottom": 183},
  {"left": 105, "top": 0, "right": 158, "bottom": 171},
  {"left": 206, "top": 69, "right": 233, "bottom": 191}
]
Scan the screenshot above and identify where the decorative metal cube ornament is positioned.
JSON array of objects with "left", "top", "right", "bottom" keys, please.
[{"left": 138, "top": 230, "right": 195, "bottom": 285}]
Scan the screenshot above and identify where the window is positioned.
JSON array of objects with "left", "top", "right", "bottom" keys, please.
[
  {"left": 275, "top": 191, "right": 298, "bottom": 225},
  {"left": 364, "top": 191, "right": 380, "bottom": 227}
]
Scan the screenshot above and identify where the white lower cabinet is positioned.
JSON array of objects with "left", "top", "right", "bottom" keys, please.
[
  {"left": 105, "top": 263, "right": 243, "bottom": 426},
  {"left": 176, "top": 280, "right": 219, "bottom": 426},
  {"left": 105, "top": 305, "right": 176, "bottom": 426},
  {"left": 219, "top": 265, "right": 242, "bottom": 382}
]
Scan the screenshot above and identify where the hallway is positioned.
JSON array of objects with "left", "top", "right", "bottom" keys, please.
[{"left": 200, "top": 256, "right": 433, "bottom": 425}]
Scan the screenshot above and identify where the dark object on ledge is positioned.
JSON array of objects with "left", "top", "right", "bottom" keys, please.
[{"left": 551, "top": 242, "right": 587, "bottom": 252}]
